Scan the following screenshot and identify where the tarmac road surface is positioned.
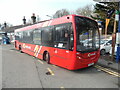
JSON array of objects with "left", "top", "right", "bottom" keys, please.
[{"left": 1, "top": 45, "right": 119, "bottom": 88}]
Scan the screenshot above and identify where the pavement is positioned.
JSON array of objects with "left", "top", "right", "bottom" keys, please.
[{"left": 97, "top": 55, "right": 119, "bottom": 72}]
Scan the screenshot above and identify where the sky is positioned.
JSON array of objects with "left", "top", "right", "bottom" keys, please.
[{"left": 0, "top": 0, "right": 96, "bottom": 26}]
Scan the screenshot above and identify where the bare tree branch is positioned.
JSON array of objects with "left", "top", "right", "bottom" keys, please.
[
  {"left": 76, "top": 4, "right": 93, "bottom": 17},
  {"left": 53, "top": 9, "right": 70, "bottom": 18}
]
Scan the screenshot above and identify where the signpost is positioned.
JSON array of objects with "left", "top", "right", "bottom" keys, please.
[
  {"left": 116, "top": 1, "right": 120, "bottom": 62},
  {"left": 111, "top": 10, "right": 119, "bottom": 61}
]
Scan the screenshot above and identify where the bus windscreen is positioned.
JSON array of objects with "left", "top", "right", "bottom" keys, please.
[{"left": 75, "top": 16, "right": 100, "bottom": 53}]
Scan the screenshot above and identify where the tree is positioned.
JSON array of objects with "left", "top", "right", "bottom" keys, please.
[
  {"left": 53, "top": 9, "right": 70, "bottom": 18},
  {"left": 94, "top": 2, "right": 118, "bottom": 19},
  {"left": 76, "top": 4, "right": 93, "bottom": 17},
  {"left": 93, "top": 2, "right": 119, "bottom": 34}
]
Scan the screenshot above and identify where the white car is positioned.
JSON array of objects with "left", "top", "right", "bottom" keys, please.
[
  {"left": 109, "top": 44, "right": 117, "bottom": 56},
  {"left": 99, "top": 39, "right": 112, "bottom": 55},
  {"left": 80, "top": 39, "right": 112, "bottom": 55}
]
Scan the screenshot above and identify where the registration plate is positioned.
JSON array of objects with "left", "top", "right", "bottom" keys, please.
[{"left": 88, "top": 63, "right": 94, "bottom": 66}]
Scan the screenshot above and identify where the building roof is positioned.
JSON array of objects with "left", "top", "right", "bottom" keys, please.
[
  {"left": 0, "top": 20, "right": 49, "bottom": 33},
  {"left": 1, "top": 24, "right": 31, "bottom": 33}
]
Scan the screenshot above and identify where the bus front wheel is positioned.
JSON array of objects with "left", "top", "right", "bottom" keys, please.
[{"left": 43, "top": 52, "right": 50, "bottom": 64}]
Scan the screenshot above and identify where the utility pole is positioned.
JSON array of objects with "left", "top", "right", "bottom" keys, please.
[
  {"left": 111, "top": 9, "right": 120, "bottom": 61},
  {"left": 111, "top": 10, "right": 117, "bottom": 61}
]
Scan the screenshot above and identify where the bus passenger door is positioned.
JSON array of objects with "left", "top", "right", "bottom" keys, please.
[{"left": 51, "top": 23, "right": 74, "bottom": 67}]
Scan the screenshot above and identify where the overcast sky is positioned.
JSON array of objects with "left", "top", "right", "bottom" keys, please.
[{"left": 0, "top": 0, "right": 96, "bottom": 26}]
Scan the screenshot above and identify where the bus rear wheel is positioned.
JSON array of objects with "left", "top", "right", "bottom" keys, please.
[
  {"left": 43, "top": 52, "right": 50, "bottom": 64},
  {"left": 19, "top": 45, "right": 23, "bottom": 53}
]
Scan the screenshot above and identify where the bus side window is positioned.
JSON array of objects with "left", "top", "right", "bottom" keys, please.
[
  {"left": 41, "top": 26, "right": 53, "bottom": 47},
  {"left": 19, "top": 32, "right": 23, "bottom": 42},
  {"left": 15, "top": 32, "right": 19, "bottom": 41},
  {"left": 54, "top": 23, "right": 72, "bottom": 50},
  {"left": 33, "top": 29, "right": 41, "bottom": 45}
]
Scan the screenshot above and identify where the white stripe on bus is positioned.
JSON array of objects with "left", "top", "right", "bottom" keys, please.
[{"left": 36, "top": 46, "right": 42, "bottom": 57}]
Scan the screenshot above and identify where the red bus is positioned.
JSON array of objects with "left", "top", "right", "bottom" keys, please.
[{"left": 14, "top": 15, "right": 100, "bottom": 70}]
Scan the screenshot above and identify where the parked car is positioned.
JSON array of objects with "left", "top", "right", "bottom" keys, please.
[
  {"left": 80, "top": 39, "right": 112, "bottom": 55},
  {"left": 109, "top": 44, "right": 117, "bottom": 56},
  {"left": 99, "top": 39, "right": 112, "bottom": 55}
]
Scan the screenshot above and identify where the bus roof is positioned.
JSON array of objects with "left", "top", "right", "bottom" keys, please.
[{"left": 15, "top": 14, "right": 93, "bottom": 32}]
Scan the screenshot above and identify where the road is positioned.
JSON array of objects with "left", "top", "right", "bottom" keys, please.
[{"left": 1, "top": 44, "right": 119, "bottom": 88}]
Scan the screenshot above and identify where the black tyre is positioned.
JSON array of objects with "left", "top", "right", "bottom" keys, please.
[
  {"left": 19, "top": 45, "right": 23, "bottom": 53},
  {"left": 100, "top": 49, "right": 105, "bottom": 55},
  {"left": 44, "top": 52, "right": 50, "bottom": 64}
]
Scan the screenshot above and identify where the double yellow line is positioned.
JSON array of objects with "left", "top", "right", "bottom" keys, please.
[
  {"left": 37, "top": 59, "right": 55, "bottom": 75},
  {"left": 94, "top": 65, "right": 120, "bottom": 77}
]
